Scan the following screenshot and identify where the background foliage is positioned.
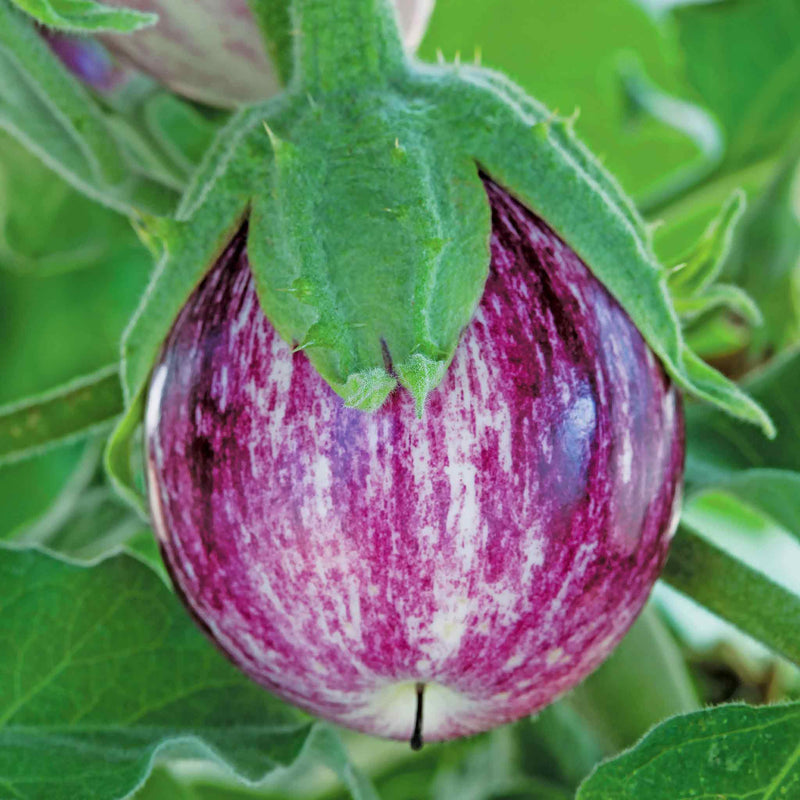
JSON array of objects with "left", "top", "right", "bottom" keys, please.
[{"left": 0, "top": 0, "right": 799, "bottom": 798}]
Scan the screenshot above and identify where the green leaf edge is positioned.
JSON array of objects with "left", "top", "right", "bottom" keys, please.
[
  {"left": 433, "top": 64, "right": 773, "bottom": 437},
  {"left": 0, "top": 0, "right": 178, "bottom": 215},
  {"left": 119, "top": 60, "right": 773, "bottom": 440},
  {"left": 668, "top": 189, "right": 746, "bottom": 296},
  {"left": 576, "top": 701, "right": 800, "bottom": 799},
  {"left": 104, "top": 385, "right": 147, "bottom": 518},
  {"left": 0, "top": 544, "right": 316, "bottom": 799},
  {"left": 107, "top": 102, "right": 275, "bottom": 513},
  {"left": 674, "top": 283, "right": 763, "bottom": 326},
  {"left": 9, "top": 0, "right": 157, "bottom": 34}
]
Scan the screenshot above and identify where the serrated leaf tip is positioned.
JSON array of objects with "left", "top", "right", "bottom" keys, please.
[
  {"left": 396, "top": 354, "right": 448, "bottom": 418},
  {"left": 341, "top": 369, "right": 397, "bottom": 411}
]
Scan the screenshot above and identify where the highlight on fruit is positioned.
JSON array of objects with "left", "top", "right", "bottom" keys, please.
[
  {"left": 145, "top": 177, "right": 685, "bottom": 746},
  {"left": 111, "top": 0, "right": 768, "bottom": 750},
  {"left": 1, "top": 0, "right": 794, "bottom": 795}
]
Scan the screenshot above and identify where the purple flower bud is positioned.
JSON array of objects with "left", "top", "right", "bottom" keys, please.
[{"left": 41, "top": 30, "right": 128, "bottom": 93}]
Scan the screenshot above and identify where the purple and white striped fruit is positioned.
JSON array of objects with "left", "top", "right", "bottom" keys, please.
[
  {"left": 145, "top": 177, "right": 685, "bottom": 745},
  {"left": 99, "top": 0, "right": 434, "bottom": 107}
]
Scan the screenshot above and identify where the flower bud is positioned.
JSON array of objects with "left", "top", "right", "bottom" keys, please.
[{"left": 98, "top": 0, "right": 434, "bottom": 106}]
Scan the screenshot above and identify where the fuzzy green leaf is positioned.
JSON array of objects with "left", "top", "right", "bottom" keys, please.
[
  {"left": 673, "top": 283, "right": 763, "bottom": 326},
  {"left": 0, "top": 0, "right": 176, "bottom": 215},
  {"left": 0, "top": 366, "right": 122, "bottom": 468},
  {"left": 686, "top": 347, "right": 800, "bottom": 485},
  {"left": 109, "top": 105, "right": 271, "bottom": 511},
  {"left": 442, "top": 64, "right": 772, "bottom": 435},
  {"left": 419, "top": 0, "right": 700, "bottom": 202},
  {"left": 662, "top": 526, "right": 800, "bottom": 667},
  {"left": 111, "top": 0, "right": 771, "bottom": 430},
  {"left": 10, "top": 0, "right": 156, "bottom": 33},
  {"left": 248, "top": 91, "right": 490, "bottom": 410},
  {"left": 119, "top": 105, "right": 268, "bottom": 407},
  {"left": 577, "top": 702, "right": 800, "bottom": 799},
  {"left": 0, "top": 547, "right": 311, "bottom": 800},
  {"left": 109, "top": 196, "right": 244, "bottom": 514},
  {"left": 668, "top": 190, "right": 746, "bottom": 298}
]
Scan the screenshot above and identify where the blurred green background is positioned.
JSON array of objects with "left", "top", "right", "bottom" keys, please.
[{"left": 1, "top": 0, "right": 799, "bottom": 796}]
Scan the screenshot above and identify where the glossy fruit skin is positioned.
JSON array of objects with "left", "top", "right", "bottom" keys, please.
[
  {"left": 99, "top": 0, "right": 434, "bottom": 107},
  {"left": 145, "top": 177, "right": 685, "bottom": 742}
]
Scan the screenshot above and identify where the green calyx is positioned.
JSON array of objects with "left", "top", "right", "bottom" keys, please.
[
  {"left": 124, "top": 0, "right": 492, "bottom": 416},
  {"left": 109, "top": 0, "right": 773, "bottom": 508},
  {"left": 250, "top": 89, "right": 490, "bottom": 412}
]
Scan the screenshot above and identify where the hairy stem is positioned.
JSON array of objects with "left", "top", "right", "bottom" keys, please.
[
  {"left": 289, "top": 0, "right": 405, "bottom": 93},
  {"left": 662, "top": 525, "right": 800, "bottom": 667}
]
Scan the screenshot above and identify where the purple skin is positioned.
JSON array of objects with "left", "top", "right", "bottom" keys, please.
[
  {"left": 146, "top": 177, "right": 685, "bottom": 744},
  {"left": 41, "top": 31, "right": 128, "bottom": 93}
]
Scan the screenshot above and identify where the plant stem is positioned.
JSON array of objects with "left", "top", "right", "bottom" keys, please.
[
  {"left": 662, "top": 525, "right": 800, "bottom": 667},
  {"left": 0, "top": 365, "right": 122, "bottom": 468},
  {"left": 289, "top": 0, "right": 405, "bottom": 93}
]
